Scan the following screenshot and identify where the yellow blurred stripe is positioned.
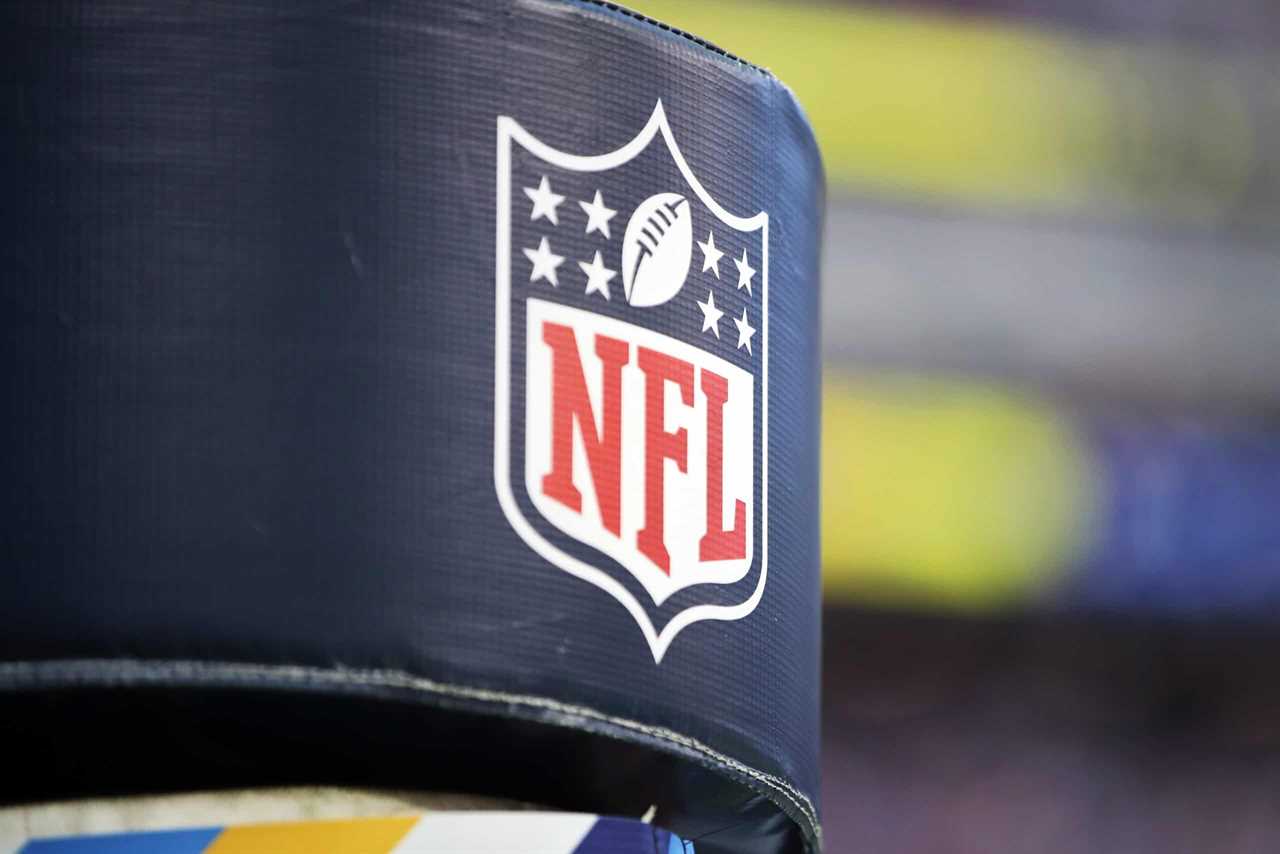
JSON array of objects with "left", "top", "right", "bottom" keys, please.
[
  {"left": 205, "top": 816, "right": 418, "bottom": 854},
  {"left": 629, "top": 0, "right": 1258, "bottom": 225},
  {"left": 821, "top": 375, "right": 1095, "bottom": 611}
]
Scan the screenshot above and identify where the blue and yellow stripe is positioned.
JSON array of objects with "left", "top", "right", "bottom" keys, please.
[{"left": 19, "top": 814, "right": 694, "bottom": 854}]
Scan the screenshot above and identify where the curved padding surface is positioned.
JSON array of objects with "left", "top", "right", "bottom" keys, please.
[{"left": 0, "top": 2, "right": 824, "bottom": 851}]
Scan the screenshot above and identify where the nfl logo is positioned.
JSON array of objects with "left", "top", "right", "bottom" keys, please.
[{"left": 494, "top": 102, "right": 768, "bottom": 663}]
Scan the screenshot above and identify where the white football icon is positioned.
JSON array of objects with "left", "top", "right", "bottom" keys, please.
[{"left": 621, "top": 192, "right": 693, "bottom": 307}]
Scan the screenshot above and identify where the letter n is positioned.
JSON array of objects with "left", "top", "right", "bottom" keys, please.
[{"left": 540, "top": 322, "right": 628, "bottom": 536}]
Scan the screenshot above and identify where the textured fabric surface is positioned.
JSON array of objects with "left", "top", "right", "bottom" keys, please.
[{"left": 0, "top": 2, "right": 823, "bottom": 851}]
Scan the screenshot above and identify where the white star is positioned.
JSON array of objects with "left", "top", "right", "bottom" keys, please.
[
  {"left": 733, "top": 249, "right": 756, "bottom": 295},
  {"left": 697, "top": 230, "right": 724, "bottom": 278},
  {"left": 578, "top": 190, "right": 617, "bottom": 239},
  {"left": 523, "top": 236, "right": 564, "bottom": 286},
  {"left": 697, "top": 289, "right": 724, "bottom": 338},
  {"left": 733, "top": 308, "right": 756, "bottom": 354},
  {"left": 578, "top": 250, "right": 616, "bottom": 300},
  {"left": 523, "top": 175, "right": 564, "bottom": 225}
]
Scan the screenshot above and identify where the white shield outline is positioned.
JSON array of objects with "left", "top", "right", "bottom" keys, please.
[{"left": 493, "top": 101, "right": 768, "bottom": 664}]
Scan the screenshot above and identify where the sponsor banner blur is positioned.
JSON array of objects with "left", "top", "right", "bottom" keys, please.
[{"left": 822, "top": 375, "right": 1280, "bottom": 616}]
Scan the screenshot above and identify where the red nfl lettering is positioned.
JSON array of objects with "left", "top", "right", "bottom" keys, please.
[{"left": 539, "top": 320, "right": 746, "bottom": 576}]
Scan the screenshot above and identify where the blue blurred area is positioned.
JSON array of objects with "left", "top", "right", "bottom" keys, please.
[{"left": 1069, "top": 418, "right": 1280, "bottom": 615}]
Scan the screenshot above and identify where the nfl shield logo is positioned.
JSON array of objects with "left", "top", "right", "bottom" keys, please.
[{"left": 494, "top": 102, "right": 768, "bottom": 663}]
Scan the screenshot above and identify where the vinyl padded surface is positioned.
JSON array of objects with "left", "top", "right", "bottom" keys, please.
[{"left": 0, "top": 3, "right": 824, "bottom": 851}]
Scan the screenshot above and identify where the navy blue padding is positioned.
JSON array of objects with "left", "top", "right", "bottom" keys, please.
[{"left": 0, "top": 2, "right": 824, "bottom": 851}]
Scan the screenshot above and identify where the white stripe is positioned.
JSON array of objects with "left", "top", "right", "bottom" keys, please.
[{"left": 391, "top": 812, "right": 597, "bottom": 853}]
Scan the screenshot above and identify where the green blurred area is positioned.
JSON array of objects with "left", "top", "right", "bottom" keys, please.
[
  {"left": 822, "top": 375, "right": 1093, "bottom": 610},
  {"left": 630, "top": 0, "right": 1273, "bottom": 229}
]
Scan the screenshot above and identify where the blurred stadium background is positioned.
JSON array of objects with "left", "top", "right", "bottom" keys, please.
[{"left": 630, "top": 1, "right": 1280, "bottom": 850}]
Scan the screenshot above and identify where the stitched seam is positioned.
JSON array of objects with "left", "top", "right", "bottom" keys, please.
[
  {"left": 0, "top": 658, "right": 821, "bottom": 844},
  {"left": 571, "top": 0, "right": 773, "bottom": 77}
]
